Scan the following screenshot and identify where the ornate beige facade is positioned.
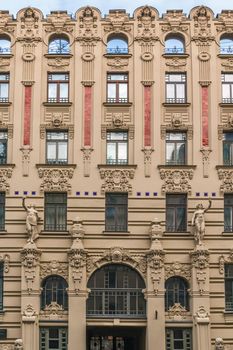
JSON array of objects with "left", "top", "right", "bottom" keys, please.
[{"left": 0, "top": 4, "right": 233, "bottom": 350}]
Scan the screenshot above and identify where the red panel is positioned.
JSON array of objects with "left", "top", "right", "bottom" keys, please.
[
  {"left": 202, "top": 86, "right": 209, "bottom": 147},
  {"left": 84, "top": 86, "right": 92, "bottom": 146},
  {"left": 144, "top": 86, "right": 151, "bottom": 147},
  {"left": 23, "top": 86, "right": 32, "bottom": 146}
]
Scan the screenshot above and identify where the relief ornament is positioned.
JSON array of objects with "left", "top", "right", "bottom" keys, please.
[
  {"left": 22, "top": 197, "right": 40, "bottom": 243},
  {"left": 191, "top": 199, "right": 211, "bottom": 245}
]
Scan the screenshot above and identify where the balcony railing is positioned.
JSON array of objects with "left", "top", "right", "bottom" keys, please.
[
  {"left": 44, "top": 223, "right": 66, "bottom": 231},
  {"left": 0, "top": 97, "right": 9, "bottom": 103},
  {"left": 48, "top": 48, "right": 70, "bottom": 54},
  {"left": 46, "top": 159, "right": 68, "bottom": 165},
  {"left": 220, "top": 47, "right": 233, "bottom": 54},
  {"left": 222, "top": 98, "right": 233, "bottom": 104},
  {"left": 107, "top": 47, "right": 128, "bottom": 54},
  {"left": 165, "top": 47, "right": 185, "bottom": 54},
  {"left": 107, "top": 159, "right": 128, "bottom": 165},
  {"left": 107, "top": 97, "right": 128, "bottom": 103},
  {"left": 47, "top": 97, "right": 69, "bottom": 103},
  {"left": 165, "top": 98, "right": 186, "bottom": 104},
  {"left": 0, "top": 47, "right": 11, "bottom": 54},
  {"left": 226, "top": 298, "right": 233, "bottom": 311},
  {"left": 87, "top": 290, "right": 146, "bottom": 318},
  {"left": 105, "top": 224, "right": 127, "bottom": 232}
]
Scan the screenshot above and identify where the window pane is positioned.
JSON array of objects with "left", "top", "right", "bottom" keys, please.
[
  {"left": 50, "top": 74, "right": 68, "bottom": 81},
  {"left": 224, "top": 207, "right": 232, "bottom": 231},
  {"left": 108, "top": 84, "right": 116, "bottom": 98},
  {"left": 58, "top": 142, "right": 68, "bottom": 162},
  {"left": 47, "top": 143, "right": 56, "bottom": 161},
  {"left": 108, "top": 75, "right": 127, "bottom": 81},
  {"left": 60, "top": 83, "right": 68, "bottom": 98},
  {"left": 0, "top": 83, "right": 8, "bottom": 98},
  {"left": 177, "top": 208, "right": 186, "bottom": 231},
  {"left": 166, "top": 84, "right": 175, "bottom": 98},
  {"left": 169, "top": 74, "right": 183, "bottom": 82},
  {"left": 48, "top": 84, "right": 57, "bottom": 98},
  {"left": 107, "top": 143, "right": 116, "bottom": 163},
  {"left": 176, "top": 84, "right": 185, "bottom": 98},
  {"left": 118, "top": 142, "right": 127, "bottom": 162},
  {"left": 222, "top": 84, "right": 231, "bottom": 98},
  {"left": 166, "top": 143, "right": 175, "bottom": 163},
  {"left": 119, "top": 83, "right": 127, "bottom": 98},
  {"left": 166, "top": 208, "right": 175, "bottom": 231},
  {"left": 176, "top": 143, "right": 185, "bottom": 164},
  {"left": 224, "top": 74, "right": 233, "bottom": 82}
]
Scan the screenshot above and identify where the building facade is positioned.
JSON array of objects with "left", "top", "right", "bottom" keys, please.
[{"left": 0, "top": 4, "right": 233, "bottom": 350}]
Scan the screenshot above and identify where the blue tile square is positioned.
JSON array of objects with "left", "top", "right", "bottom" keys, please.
[
  {"left": 196, "top": 192, "right": 200, "bottom": 197},
  {"left": 84, "top": 192, "right": 89, "bottom": 196},
  {"left": 136, "top": 192, "right": 141, "bottom": 196},
  {"left": 204, "top": 192, "right": 208, "bottom": 197},
  {"left": 14, "top": 191, "right": 19, "bottom": 195},
  {"left": 211, "top": 192, "right": 216, "bottom": 197},
  {"left": 145, "top": 192, "right": 150, "bottom": 196},
  {"left": 31, "top": 191, "right": 36, "bottom": 195},
  {"left": 93, "top": 192, "right": 97, "bottom": 196},
  {"left": 153, "top": 192, "right": 158, "bottom": 196},
  {"left": 23, "top": 191, "right": 28, "bottom": 195},
  {"left": 76, "top": 192, "right": 80, "bottom": 196}
]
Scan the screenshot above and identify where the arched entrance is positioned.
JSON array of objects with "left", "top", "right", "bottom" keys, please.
[{"left": 86, "top": 264, "right": 146, "bottom": 350}]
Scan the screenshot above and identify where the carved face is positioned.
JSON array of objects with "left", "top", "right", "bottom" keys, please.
[
  {"left": 215, "top": 338, "right": 224, "bottom": 350},
  {"left": 25, "top": 8, "right": 33, "bottom": 18},
  {"left": 198, "top": 255, "right": 207, "bottom": 269},
  {"left": 26, "top": 254, "right": 35, "bottom": 267},
  {"left": 14, "top": 339, "right": 23, "bottom": 350},
  {"left": 196, "top": 204, "right": 204, "bottom": 210}
]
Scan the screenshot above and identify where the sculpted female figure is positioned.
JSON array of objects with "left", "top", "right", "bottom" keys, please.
[
  {"left": 191, "top": 199, "right": 211, "bottom": 245},
  {"left": 22, "top": 197, "right": 40, "bottom": 243}
]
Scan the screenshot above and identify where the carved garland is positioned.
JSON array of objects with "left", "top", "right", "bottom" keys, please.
[
  {"left": 37, "top": 167, "right": 74, "bottom": 193},
  {"left": 0, "top": 167, "right": 13, "bottom": 194},
  {"left": 99, "top": 168, "right": 135, "bottom": 194},
  {"left": 159, "top": 168, "right": 194, "bottom": 194},
  {"left": 40, "top": 261, "right": 68, "bottom": 280},
  {"left": 86, "top": 247, "right": 147, "bottom": 279},
  {"left": 218, "top": 169, "right": 233, "bottom": 193},
  {"left": 21, "top": 245, "right": 41, "bottom": 293},
  {"left": 219, "top": 250, "right": 233, "bottom": 274},
  {"left": 165, "top": 262, "right": 191, "bottom": 281},
  {"left": 68, "top": 248, "right": 87, "bottom": 294},
  {"left": 190, "top": 247, "right": 209, "bottom": 294}
]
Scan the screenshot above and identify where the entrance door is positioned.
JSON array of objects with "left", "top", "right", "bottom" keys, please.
[{"left": 89, "top": 335, "right": 135, "bottom": 350}]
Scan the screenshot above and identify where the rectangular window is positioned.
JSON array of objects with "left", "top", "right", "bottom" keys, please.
[
  {"left": 0, "top": 74, "right": 9, "bottom": 103},
  {"left": 0, "top": 263, "right": 3, "bottom": 311},
  {"left": 44, "top": 193, "right": 67, "bottom": 231},
  {"left": 0, "top": 193, "right": 5, "bottom": 231},
  {"left": 166, "top": 328, "right": 192, "bottom": 350},
  {"left": 225, "top": 264, "right": 233, "bottom": 311},
  {"left": 222, "top": 73, "right": 233, "bottom": 103},
  {"left": 166, "top": 132, "right": 187, "bottom": 165},
  {"left": 105, "top": 193, "right": 128, "bottom": 232},
  {"left": 223, "top": 132, "right": 233, "bottom": 165},
  {"left": 166, "top": 194, "right": 187, "bottom": 232},
  {"left": 224, "top": 194, "right": 233, "bottom": 232},
  {"left": 107, "top": 73, "right": 128, "bottom": 103},
  {"left": 0, "top": 131, "right": 7, "bottom": 164},
  {"left": 47, "top": 73, "right": 69, "bottom": 103},
  {"left": 106, "top": 131, "right": 128, "bottom": 165},
  {"left": 165, "top": 73, "right": 186, "bottom": 103},
  {"left": 46, "top": 131, "right": 68, "bottom": 164},
  {"left": 40, "top": 328, "right": 67, "bottom": 350}
]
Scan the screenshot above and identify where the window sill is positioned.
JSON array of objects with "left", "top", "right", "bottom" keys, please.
[
  {"left": 45, "top": 53, "right": 73, "bottom": 58},
  {"left": 218, "top": 54, "right": 233, "bottom": 59},
  {"left": 0, "top": 164, "right": 15, "bottom": 168},
  {"left": 40, "top": 230, "right": 68, "bottom": 234},
  {"left": 36, "top": 163, "right": 76, "bottom": 169},
  {"left": 223, "top": 311, "right": 233, "bottom": 323},
  {"left": 0, "top": 230, "right": 7, "bottom": 235},
  {"left": 0, "top": 102, "right": 11, "bottom": 107},
  {"left": 163, "top": 102, "right": 191, "bottom": 107},
  {"left": 98, "top": 164, "right": 137, "bottom": 169},
  {"left": 103, "top": 231, "right": 130, "bottom": 235},
  {"left": 103, "top": 102, "right": 132, "bottom": 107},
  {"left": 164, "top": 231, "right": 191, "bottom": 236},
  {"left": 222, "top": 231, "right": 233, "bottom": 236},
  {"left": 104, "top": 53, "right": 132, "bottom": 59},
  {"left": 219, "top": 103, "right": 233, "bottom": 107},
  {"left": 162, "top": 53, "right": 189, "bottom": 58},
  {"left": 0, "top": 54, "right": 13, "bottom": 58},
  {"left": 216, "top": 165, "right": 233, "bottom": 170},
  {"left": 158, "top": 165, "right": 196, "bottom": 170},
  {"left": 43, "top": 102, "right": 72, "bottom": 107}
]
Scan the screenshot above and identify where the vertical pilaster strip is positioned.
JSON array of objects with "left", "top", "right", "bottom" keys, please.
[
  {"left": 84, "top": 86, "right": 92, "bottom": 147},
  {"left": 201, "top": 86, "right": 209, "bottom": 147},
  {"left": 23, "top": 86, "right": 32, "bottom": 146},
  {"left": 144, "top": 85, "right": 151, "bottom": 147}
]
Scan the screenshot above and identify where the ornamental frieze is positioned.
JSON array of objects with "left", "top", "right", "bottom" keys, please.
[
  {"left": 86, "top": 247, "right": 147, "bottom": 278},
  {"left": 135, "top": 6, "right": 158, "bottom": 42},
  {"left": 0, "top": 58, "right": 10, "bottom": 70},
  {"left": 165, "top": 261, "right": 191, "bottom": 281},
  {"left": 161, "top": 10, "right": 188, "bottom": 33},
  {"left": 37, "top": 166, "right": 75, "bottom": 193},
  {"left": 104, "top": 10, "right": 131, "bottom": 34},
  {"left": 0, "top": 11, "right": 15, "bottom": 35},
  {"left": 47, "top": 57, "right": 70, "bottom": 70},
  {"left": 217, "top": 168, "right": 233, "bottom": 193},
  {"left": 45, "top": 11, "right": 74, "bottom": 34},
  {"left": 216, "top": 10, "right": 233, "bottom": 33},
  {"left": 98, "top": 166, "right": 136, "bottom": 194},
  {"left": 221, "top": 58, "right": 233, "bottom": 71},
  {"left": 40, "top": 302, "right": 68, "bottom": 320},
  {"left": 40, "top": 261, "right": 68, "bottom": 280},
  {"left": 192, "top": 6, "right": 214, "bottom": 44},
  {"left": 107, "top": 58, "right": 129, "bottom": 70},
  {"left": 76, "top": 6, "right": 99, "bottom": 41},
  {"left": 165, "top": 58, "right": 187, "bottom": 71},
  {"left": 159, "top": 166, "right": 194, "bottom": 194},
  {"left": 0, "top": 166, "right": 14, "bottom": 194}
]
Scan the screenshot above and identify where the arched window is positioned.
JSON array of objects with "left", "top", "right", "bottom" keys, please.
[
  {"left": 220, "top": 36, "right": 233, "bottom": 54},
  {"left": 0, "top": 36, "right": 11, "bottom": 54},
  {"left": 165, "top": 276, "right": 189, "bottom": 311},
  {"left": 165, "top": 35, "right": 185, "bottom": 54},
  {"left": 48, "top": 36, "right": 70, "bottom": 54},
  {"left": 87, "top": 264, "right": 146, "bottom": 317},
  {"left": 107, "top": 35, "right": 128, "bottom": 54},
  {"left": 41, "top": 275, "right": 68, "bottom": 310}
]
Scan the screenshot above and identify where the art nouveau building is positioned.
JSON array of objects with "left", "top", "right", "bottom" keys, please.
[{"left": 0, "top": 4, "right": 233, "bottom": 350}]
